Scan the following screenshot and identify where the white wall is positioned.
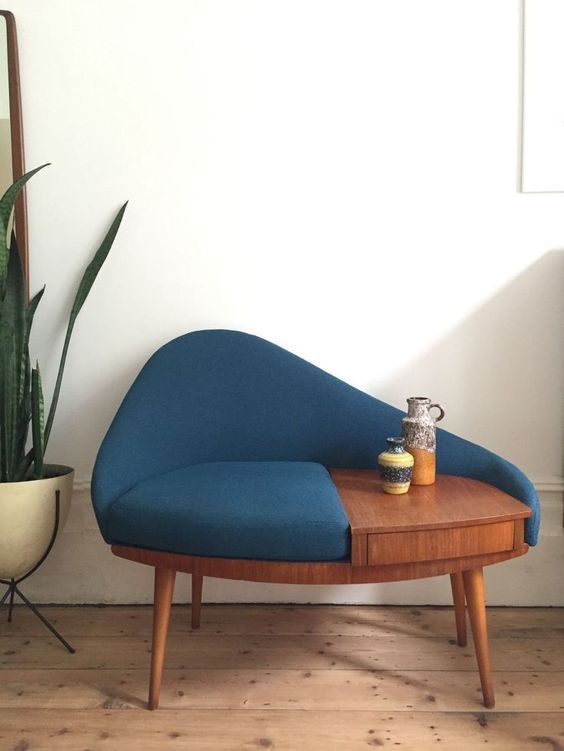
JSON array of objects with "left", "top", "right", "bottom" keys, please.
[
  {"left": 2, "top": 0, "right": 562, "bottom": 603},
  {"left": 0, "top": 19, "right": 13, "bottom": 192},
  {"left": 0, "top": 19, "right": 9, "bottom": 119}
]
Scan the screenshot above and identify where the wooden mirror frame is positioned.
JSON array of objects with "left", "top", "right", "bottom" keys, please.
[{"left": 0, "top": 10, "right": 28, "bottom": 291}]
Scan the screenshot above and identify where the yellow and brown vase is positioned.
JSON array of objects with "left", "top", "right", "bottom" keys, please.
[{"left": 377, "top": 437, "right": 414, "bottom": 495}]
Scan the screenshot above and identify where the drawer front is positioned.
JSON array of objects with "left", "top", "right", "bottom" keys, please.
[{"left": 367, "top": 521, "right": 515, "bottom": 566}]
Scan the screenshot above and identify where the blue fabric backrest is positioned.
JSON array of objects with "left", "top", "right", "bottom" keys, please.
[{"left": 92, "top": 329, "right": 540, "bottom": 545}]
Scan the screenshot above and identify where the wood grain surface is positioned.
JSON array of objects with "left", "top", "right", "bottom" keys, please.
[
  {"left": 330, "top": 470, "right": 532, "bottom": 534},
  {"left": 111, "top": 544, "right": 529, "bottom": 584},
  {"left": 366, "top": 521, "right": 515, "bottom": 566},
  {"left": 0, "top": 605, "right": 562, "bottom": 749}
]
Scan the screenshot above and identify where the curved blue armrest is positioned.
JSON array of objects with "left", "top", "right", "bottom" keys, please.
[{"left": 437, "top": 428, "right": 540, "bottom": 546}]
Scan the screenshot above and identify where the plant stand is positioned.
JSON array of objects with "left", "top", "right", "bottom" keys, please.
[{"left": 0, "top": 490, "right": 75, "bottom": 653}]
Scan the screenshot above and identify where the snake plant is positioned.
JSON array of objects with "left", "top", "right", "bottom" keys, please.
[{"left": 0, "top": 165, "right": 126, "bottom": 482}]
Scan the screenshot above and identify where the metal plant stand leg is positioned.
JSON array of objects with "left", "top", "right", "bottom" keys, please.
[
  {"left": 0, "top": 586, "right": 11, "bottom": 607},
  {"left": 0, "top": 490, "right": 75, "bottom": 653},
  {"left": 7, "top": 581, "right": 15, "bottom": 622},
  {"left": 13, "top": 586, "right": 75, "bottom": 652}
]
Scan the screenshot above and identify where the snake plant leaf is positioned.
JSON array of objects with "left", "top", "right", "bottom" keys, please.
[
  {"left": 69, "top": 201, "right": 128, "bottom": 322},
  {"left": 31, "top": 363, "right": 44, "bottom": 480},
  {"left": 9, "top": 282, "right": 46, "bottom": 482},
  {"left": 0, "top": 233, "right": 30, "bottom": 481},
  {"left": 26, "top": 285, "right": 46, "bottom": 329},
  {"left": 43, "top": 201, "right": 127, "bottom": 446},
  {"left": 0, "top": 314, "right": 16, "bottom": 482},
  {"left": 24, "top": 282, "right": 46, "bottom": 398},
  {"left": 0, "top": 164, "right": 49, "bottom": 288},
  {"left": 7, "top": 235, "right": 32, "bottom": 475},
  {"left": 3, "top": 233, "right": 26, "bottom": 399},
  {"left": 0, "top": 166, "right": 126, "bottom": 481},
  {"left": 0, "top": 164, "right": 49, "bottom": 230}
]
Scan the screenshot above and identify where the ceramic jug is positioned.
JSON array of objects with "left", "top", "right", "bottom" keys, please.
[{"left": 402, "top": 397, "right": 445, "bottom": 485}]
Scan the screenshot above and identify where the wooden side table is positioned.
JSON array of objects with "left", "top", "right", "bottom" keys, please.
[
  {"left": 113, "top": 470, "right": 532, "bottom": 709},
  {"left": 330, "top": 469, "right": 532, "bottom": 708}
]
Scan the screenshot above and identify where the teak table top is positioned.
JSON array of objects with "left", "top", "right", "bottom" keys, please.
[{"left": 330, "top": 469, "right": 532, "bottom": 535}]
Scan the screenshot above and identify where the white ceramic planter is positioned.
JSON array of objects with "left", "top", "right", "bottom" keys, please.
[{"left": 0, "top": 465, "right": 74, "bottom": 581}]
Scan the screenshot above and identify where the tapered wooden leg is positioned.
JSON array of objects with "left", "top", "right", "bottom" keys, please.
[
  {"left": 148, "top": 567, "right": 176, "bottom": 710},
  {"left": 463, "top": 567, "right": 495, "bottom": 708},
  {"left": 450, "top": 572, "right": 467, "bottom": 647},
  {"left": 191, "top": 574, "right": 203, "bottom": 629}
]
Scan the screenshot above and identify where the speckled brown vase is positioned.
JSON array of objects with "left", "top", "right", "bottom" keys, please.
[{"left": 402, "top": 397, "right": 445, "bottom": 485}]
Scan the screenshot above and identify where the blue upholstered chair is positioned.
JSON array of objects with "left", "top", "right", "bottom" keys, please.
[{"left": 91, "top": 329, "right": 540, "bottom": 708}]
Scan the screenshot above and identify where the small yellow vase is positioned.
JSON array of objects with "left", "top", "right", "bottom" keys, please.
[{"left": 377, "top": 437, "right": 415, "bottom": 495}]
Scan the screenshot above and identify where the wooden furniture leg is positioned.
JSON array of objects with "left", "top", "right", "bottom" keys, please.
[
  {"left": 148, "top": 567, "right": 176, "bottom": 710},
  {"left": 462, "top": 567, "right": 495, "bottom": 708},
  {"left": 449, "top": 572, "right": 467, "bottom": 647},
  {"left": 191, "top": 574, "right": 203, "bottom": 629}
]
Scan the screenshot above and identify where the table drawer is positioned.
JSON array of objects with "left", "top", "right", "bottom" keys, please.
[{"left": 367, "top": 521, "right": 515, "bottom": 566}]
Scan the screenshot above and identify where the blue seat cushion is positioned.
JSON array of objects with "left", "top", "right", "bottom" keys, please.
[{"left": 106, "top": 461, "right": 351, "bottom": 562}]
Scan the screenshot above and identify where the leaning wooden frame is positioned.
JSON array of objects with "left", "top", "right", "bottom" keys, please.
[{"left": 0, "top": 11, "right": 28, "bottom": 289}]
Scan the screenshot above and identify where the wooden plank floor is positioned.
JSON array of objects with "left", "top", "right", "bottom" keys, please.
[{"left": 0, "top": 605, "right": 563, "bottom": 750}]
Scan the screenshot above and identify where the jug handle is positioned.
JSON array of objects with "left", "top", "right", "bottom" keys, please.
[{"left": 430, "top": 404, "right": 445, "bottom": 422}]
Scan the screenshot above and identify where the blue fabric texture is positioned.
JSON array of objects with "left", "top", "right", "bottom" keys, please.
[
  {"left": 107, "top": 461, "right": 349, "bottom": 561},
  {"left": 92, "top": 329, "right": 540, "bottom": 555}
]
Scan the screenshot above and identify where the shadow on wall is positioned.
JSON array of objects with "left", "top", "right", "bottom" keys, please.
[
  {"left": 375, "top": 250, "right": 564, "bottom": 478},
  {"left": 52, "top": 250, "right": 563, "bottom": 482}
]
